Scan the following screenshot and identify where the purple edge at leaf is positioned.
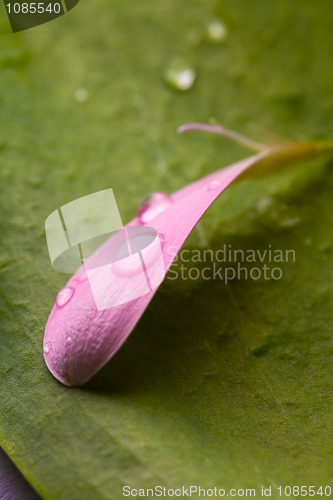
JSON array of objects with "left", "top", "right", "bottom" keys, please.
[{"left": 0, "top": 447, "right": 40, "bottom": 500}]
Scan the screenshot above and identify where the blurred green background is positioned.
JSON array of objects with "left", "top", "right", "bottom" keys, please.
[{"left": 0, "top": 0, "right": 332, "bottom": 498}]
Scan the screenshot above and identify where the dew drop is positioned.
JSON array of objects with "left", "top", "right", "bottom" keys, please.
[
  {"left": 43, "top": 342, "right": 52, "bottom": 354},
  {"left": 164, "top": 59, "right": 197, "bottom": 92},
  {"left": 207, "top": 180, "right": 221, "bottom": 191},
  {"left": 74, "top": 88, "right": 89, "bottom": 102},
  {"left": 56, "top": 287, "right": 75, "bottom": 308},
  {"left": 66, "top": 336, "right": 72, "bottom": 343},
  {"left": 205, "top": 18, "right": 228, "bottom": 44},
  {"left": 138, "top": 192, "right": 172, "bottom": 224}
]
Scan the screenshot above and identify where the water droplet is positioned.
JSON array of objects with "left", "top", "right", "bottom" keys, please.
[
  {"left": 278, "top": 214, "right": 301, "bottom": 228},
  {"left": 74, "top": 88, "right": 89, "bottom": 102},
  {"left": 256, "top": 197, "right": 273, "bottom": 214},
  {"left": 138, "top": 192, "right": 172, "bottom": 224},
  {"left": 205, "top": 18, "right": 228, "bottom": 44},
  {"left": 207, "top": 180, "right": 221, "bottom": 191},
  {"left": 66, "top": 336, "right": 72, "bottom": 343},
  {"left": 164, "top": 59, "right": 197, "bottom": 92},
  {"left": 56, "top": 287, "right": 75, "bottom": 308},
  {"left": 43, "top": 342, "right": 52, "bottom": 354}
]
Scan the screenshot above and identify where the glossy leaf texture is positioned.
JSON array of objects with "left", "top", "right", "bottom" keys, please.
[{"left": 0, "top": 0, "right": 332, "bottom": 498}]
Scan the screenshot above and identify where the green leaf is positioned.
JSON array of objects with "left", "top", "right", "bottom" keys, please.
[{"left": 0, "top": 0, "right": 332, "bottom": 498}]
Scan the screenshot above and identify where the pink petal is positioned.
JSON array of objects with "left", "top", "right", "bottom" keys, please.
[{"left": 43, "top": 152, "right": 265, "bottom": 386}]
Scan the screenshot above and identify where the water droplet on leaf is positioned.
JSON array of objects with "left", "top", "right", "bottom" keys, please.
[
  {"left": 138, "top": 192, "right": 172, "bottom": 224},
  {"left": 74, "top": 88, "right": 89, "bottom": 102},
  {"left": 56, "top": 287, "right": 75, "bottom": 308},
  {"left": 205, "top": 18, "right": 228, "bottom": 44},
  {"left": 164, "top": 59, "right": 197, "bottom": 92}
]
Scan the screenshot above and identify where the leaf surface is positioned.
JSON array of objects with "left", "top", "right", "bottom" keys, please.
[{"left": 0, "top": 0, "right": 332, "bottom": 498}]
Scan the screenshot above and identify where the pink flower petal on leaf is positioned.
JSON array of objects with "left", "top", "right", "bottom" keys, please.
[
  {"left": 43, "top": 125, "right": 333, "bottom": 386},
  {"left": 44, "top": 153, "right": 264, "bottom": 386}
]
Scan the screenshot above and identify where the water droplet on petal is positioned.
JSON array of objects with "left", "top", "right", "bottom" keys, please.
[
  {"left": 205, "top": 18, "right": 228, "bottom": 44},
  {"left": 43, "top": 342, "right": 52, "bottom": 354},
  {"left": 56, "top": 287, "right": 75, "bottom": 308},
  {"left": 207, "top": 180, "right": 221, "bottom": 191},
  {"left": 66, "top": 336, "right": 72, "bottom": 343},
  {"left": 164, "top": 59, "right": 197, "bottom": 92},
  {"left": 138, "top": 192, "right": 172, "bottom": 224}
]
